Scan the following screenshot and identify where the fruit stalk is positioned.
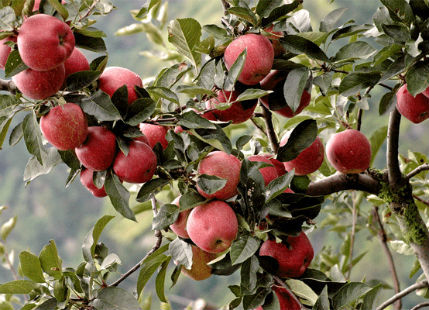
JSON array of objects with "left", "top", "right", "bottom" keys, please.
[{"left": 0, "top": 78, "right": 17, "bottom": 94}]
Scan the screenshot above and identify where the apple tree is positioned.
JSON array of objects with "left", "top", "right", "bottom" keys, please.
[{"left": 0, "top": 0, "right": 429, "bottom": 309}]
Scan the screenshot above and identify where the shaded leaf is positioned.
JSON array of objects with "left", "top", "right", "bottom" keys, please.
[
  {"left": 152, "top": 204, "right": 179, "bottom": 230},
  {"left": 230, "top": 234, "right": 260, "bottom": 265},
  {"left": 92, "top": 287, "right": 141, "bottom": 310},
  {"left": 168, "top": 238, "right": 192, "bottom": 269},
  {"left": 105, "top": 173, "right": 135, "bottom": 221},
  {"left": 197, "top": 174, "right": 227, "bottom": 195},
  {"left": 280, "top": 35, "right": 329, "bottom": 62}
]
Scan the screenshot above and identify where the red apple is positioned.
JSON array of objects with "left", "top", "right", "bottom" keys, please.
[
  {"left": 254, "top": 286, "right": 301, "bottom": 310},
  {"left": 169, "top": 196, "right": 191, "bottom": 239},
  {"left": 17, "top": 14, "right": 75, "bottom": 71},
  {"left": 263, "top": 154, "right": 286, "bottom": 176},
  {"left": 181, "top": 245, "right": 217, "bottom": 281},
  {"left": 98, "top": 66, "right": 143, "bottom": 105},
  {"left": 40, "top": 103, "right": 88, "bottom": 150},
  {"left": 135, "top": 133, "right": 149, "bottom": 145},
  {"left": 80, "top": 168, "right": 107, "bottom": 198},
  {"left": 112, "top": 140, "right": 157, "bottom": 183},
  {"left": 396, "top": 84, "right": 429, "bottom": 124},
  {"left": 260, "top": 70, "right": 312, "bottom": 118},
  {"left": 0, "top": 36, "right": 16, "bottom": 69},
  {"left": 12, "top": 65, "right": 65, "bottom": 100},
  {"left": 264, "top": 25, "right": 286, "bottom": 57},
  {"left": 75, "top": 126, "right": 117, "bottom": 171},
  {"left": 186, "top": 200, "right": 238, "bottom": 253},
  {"left": 248, "top": 155, "right": 278, "bottom": 186},
  {"left": 205, "top": 90, "right": 257, "bottom": 124},
  {"left": 224, "top": 34, "right": 274, "bottom": 85},
  {"left": 138, "top": 123, "right": 168, "bottom": 149},
  {"left": 64, "top": 48, "right": 90, "bottom": 78},
  {"left": 280, "top": 136, "right": 324, "bottom": 175},
  {"left": 196, "top": 151, "right": 241, "bottom": 200},
  {"left": 259, "top": 232, "right": 314, "bottom": 278},
  {"left": 326, "top": 129, "right": 371, "bottom": 174}
]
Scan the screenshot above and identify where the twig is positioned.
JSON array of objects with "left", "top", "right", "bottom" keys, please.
[
  {"left": 411, "top": 301, "right": 429, "bottom": 310},
  {"left": 250, "top": 117, "right": 267, "bottom": 137},
  {"left": 220, "top": 0, "right": 230, "bottom": 14},
  {"left": 373, "top": 206, "right": 401, "bottom": 310},
  {"left": 356, "top": 109, "right": 363, "bottom": 131},
  {"left": 3, "top": 247, "right": 19, "bottom": 281},
  {"left": 406, "top": 163, "right": 429, "bottom": 180},
  {"left": 379, "top": 83, "right": 393, "bottom": 91},
  {"left": 273, "top": 276, "right": 305, "bottom": 309},
  {"left": 77, "top": 0, "right": 100, "bottom": 23},
  {"left": 110, "top": 195, "right": 162, "bottom": 287},
  {"left": 376, "top": 281, "right": 428, "bottom": 310},
  {"left": 260, "top": 103, "right": 279, "bottom": 154},
  {"left": 413, "top": 194, "right": 429, "bottom": 207},
  {"left": 0, "top": 78, "right": 17, "bottom": 94},
  {"left": 387, "top": 108, "right": 402, "bottom": 188}
]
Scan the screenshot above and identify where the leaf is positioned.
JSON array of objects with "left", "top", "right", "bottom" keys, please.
[
  {"left": 168, "top": 18, "right": 201, "bottom": 69},
  {"left": 261, "top": 2, "right": 300, "bottom": 26},
  {"left": 126, "top": 98, "right": 156, "bottom": 126},
  {"left": 178, "top": 191, "right": 206, "bottom": 211},
  {"left": 0, "top": 6, "right": 16, "bottom": 31},
  {"left": 332, "top": 282, "right": 371, "bottom": 309},
  {"left": 227, "top": 7, "right": 258, "bottom": 25},
  {"left": 80, "top": 90, "right": 122, "bottom": 121},
  {"left": 256, "top": 0, "right": 284, "bottom": 17},
  {"left": 74, "top": 32, "right": 106, "bottom": 52},
  {"left": 381, "top": 24, "right": 410, "bottom": 43},
  {"left": 8, "top": 121, "right": 23, "bottom": 146},
  {"left": 361, "top": 285, "right": 382, "bottom": 310},
  {"left": 280, "top": 35, "right": 329, "bottom": 62},
  {"left": 1, "top": 216, "right": 16, "bottom": 240},
  {"left": 136, "top": 178, "right": 170, "bottom": 203},
  {"left": 284, "top": 67, "right": 310, "bottom": 113},
  {"left": 380, "top": 0, "right": 414, "bottom": 25},
  {"left": 335, "top": 41, "right": 377, "bottom": 61},
  {"left": 277, "top": 119, "right": 317, "bottom": 162},
  {"left": 241, "top": 256, "right": 260, "bottom": 295},
  {"left": 379, "top": 90, "right": 397, "bottom": 115},
  {"left": 152, "top": 204, "right": 179, "bottom": 231},
  {"left": 176, "top": 85, "right": 215, "bottom": 97},
  {"left": 286, "top": 279, "right": 318, "bottom": 305},
  {"left": 224, "top": 49, "right": 247, "bottom": 91},
  {"left": 92, "top": 287, "right": 141, "bottom": 310},
  {"left": 155, "top": 258, "right": 171, "bottom": 302},
  {"left": 0, "top": 116, "right": 12, "bottom": 149},
  {"left": 146, "top": 86, "right": 179, "bottom": 104},
  {"left": 369, "top": 126, "right": 388, "bottom": 165},
  {"left": 82, "top": 215, "right": 115, "bottom": 262},
  {"left": 405, "top": 62, "right": 429, "bottom": 96},
  {"left": 389, "top": 240, "right": 414, "bottom": 255},
  {"left": 65, "top": 70, "right": 101, "bottom": 91},
  {"left": 5, "top": 50, "right": 28, "bottom": 78},
  {"left": 105, "top": 173, "right": 135, "bottom": 221},
  {"left": 39, "top": 240, "right": 62, "bottom": 279},
  {"left": 23, "top": 147, "right": 61, "bottom": 183},
  {"left": 197, "top": 174, "right": 227, "bottom": 195},
  {"left": 265, "top": 170, "right": 295, "bottom": 202},
  {"left": 236, "top": 89, "right": 272, "bottom": 102},
  {"left": 47, "top": 0, "right": 68, "bottom": 19},
  {"left": 19, "top": 251, "right": 45, "bottom": 283},
  {"left": 0, "top": 280, "right": 36, "bottom": 294},
  {"left": 339, "top": 72, "right": 381, "bottom": 96},
  {"left": 313, "top": 286, "right": 330, "bottom": 310},
  {"left": 230, "top": 234, "right": 260, "bottom": 265},
  {"left": 177, "top": 110, "right": 216, "bottom": 129},
  {"left": 168, "top": 238, "right": 192, "bottom": 269},
  {"left": 23, "top": 112, "right": 44, "bottom": 165},
  {"left": 320, "top": 8, "right": 348, "bottom": 32}
]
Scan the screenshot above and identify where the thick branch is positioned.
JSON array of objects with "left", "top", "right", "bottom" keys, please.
[
  {"left": 261, "top": 103, "right": 279, "bottom": 154},
  {"left": 376, "top": 281, "right": 428, "bottom": 310},
  {"left": 411, "top": 302, "right": 429, "bottom": 310},
  {"left": 406, "top": 163, "right": 429, "bottom": 180},
  {"left": 387, "top": 108, "right": 402, "bottom": 188},
  {"left": 0, "top": 78, "right": 17, "bottom": 94}
]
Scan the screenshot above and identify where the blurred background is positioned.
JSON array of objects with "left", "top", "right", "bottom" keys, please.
[{"left": 1, "top": 0, "right": 429, "bottom": 309}]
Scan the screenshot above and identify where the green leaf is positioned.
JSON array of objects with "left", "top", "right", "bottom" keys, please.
[
  {"left": 284, "top": 67, "right": 310, "bottom": 113},
  {"left": 241, "top": 256, "right": 260, "bottom": 295},
  {"left": 286, "top": 279, "right": 318, "bottom": 305},
  {"left": 0, "top": 117, "right": 12, "bottom": 149},
  {"left": 23, "top": 147, "right": 61, "bottom": 183},
  {"left": 224, "top": 49, "right": 247, "bottom": 91},
  {"left": 280, "top": 35, "right": 329, "bottom": 62},
  {"left": 177, "top": 110, "right": 216, "bottom": 129},
  {"left": 179, "top": 191, "right": 206, "bottom": 210},
  {"left": 379, "top": 90, "right": 397, "bottom": 115},
  {"left": 380, "top": 0, "right": 414, "bottom": 25},
  {"left": 65, "top": 70, "right": 101, "bottom": 92},
  {"left": 126, "top": 98, "right": 156, "bottom": 126},
  {"left": 0, "top": 280, "right": 36, "bottom": 294},
  {"left": 19, "top": 251, "right": 45, "bottom": 283},
  {"left": 227, "top": 7, "right": 258, "bottom": 25},
  {"left": 236, "top": 135, "right": 252, "bottom": 150},
  {"left": 168, "top": 238, "right": 192, "bottom": 269},
  {"left": 115, "top": 23, "right": 144, "bottom": 36},
  {"left": 23, "top": 111, "right": 44, "bottom": 165},
  {"left": 155, "top": 257, "right": 171, "bottom": 302},
  {"left": 320, "top": 8, "right": 348, "bottom": 32},
  {"left": 90, "top": 55, "right": 108, "bottom": 72},
  {"left": 1, "top": 216, "right": 16, "bottom": 240},
  {"left": 261, "top": 2, "right": 300, "bottom": 26},
  {"left": 256, "top": 0, "right": 284, "bottom": 17},
  {"left": 152, "top": 204, "right": 179, "bottom": 230},
  {"left": 230, "top": 234, "right": 260, "bottom": 265},
  {"left": 105, "top": 173, "right": 135, "bottom": 221},
  {"left": 332, "top": 282, "right": 371, "bottom": 309},
  {"left": 33, "top": 298, "right": 56, "bottom": 310},
  {"left": 8, "top": 120, "right": 23, "bottom": 146},
  {"left": 136, "top": 178, "right": 170, "bottom": 203},
  {"left": 92, "top": 287, "right": 141, "bottom": 310},
  {"left": 146, "top": 86, "right": 179, "bottom": 104},
  {"left": 75, "top": 26, "right": 106, "bottom": 38},
  {"left": 265, "top": 170, "right": 295, "bottom": 202},
  {"left": 335, "top": 41, "right": 377, "bottom": 61},
  {"left": 80, "top": 90, "right": 122, "bottom": 122},
  {"left": 236, "top": 89, "right": 271, "bottom": 102},
  {"left": 369, "top": 126, "right": 388, "bottom": 165},
  {"left": 243, "top": 287, "right": 271, "bottom": 309},
  {"left": 176, "top": 85, "right": 215, "bottom": 97},
  {"left": 192, "top": 123, "right": 232, "bottom": 154},
  {"left": 381, "top": 24, "right": 410, "bottom": 43},
  {"left": 0, "top": 7, "right": 15, "bottom": 31},
  {"left": 47, "top": 0, "right": 68, "bottom": 19},
  {"left": 136, "top": 247, "right": 169, "bottom": 297},
  {"left": 74, "top": 32, "right": 106, "bottom": 52},
  {"left": 82, "top": 215, "right": 115, "bottom": 262},
  {"left": 313, "top": 286, "right": 330, "bottom": 310},
  {"left": 168, "top": 18, "right": 201, "bottom": 69},
  {"left": 339, "top": 72, "right": 381, "bottom": 96},
  {"left": 405, "top": 62, "right": 429, "bottom": 96},
  {"left": 277, "top": 119, "right": 317, "bottom": 162},
  {"left": 361, "top": 285, "right": 382, "bottom": 310},
  {"left": 197, "top": 174, "right": 227, "bottom": 195},
  {"left": 39, "top": 240, "right": 62, "bottom": 279}
]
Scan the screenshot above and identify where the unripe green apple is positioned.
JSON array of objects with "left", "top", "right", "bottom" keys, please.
[
  {"left": 181, "top": 245, "right": 217, "bottom": 281},
  {"left": 64, "top": 48, "right": 90, "bottom": 78},
  {"left": 326, "top": 129, "right": 371, "bottom": 174},
  {"left": 0, "top": 36, "right": 16, "bottom": 69},
  {"left": 248, "top": 155, "right": 278, "bottom": 186},
  {"left": 186, "top": 200, "right": 238, "bottom": 253},
  {"left": 80, "top": 168, "right": 107, "bottom": 198},
  {"left": 138, "top": 123, "right": 169, "bottom": 150},
  {"left": 169, "top": 196, "right": 191, "bottom": 239},
  {"left": 396, "top": 84, "right": 429, "bottom": 124}
]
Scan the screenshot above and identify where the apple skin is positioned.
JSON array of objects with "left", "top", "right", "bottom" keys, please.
[
  {"left": 260, "top": 70, "right": 311, "bottom": 118},
  {"left": 98, "top": 66, "right": 143, "bottom": 105},
  {"left": 75, "top": 126, "right": 117, "bottom": 171},
  {"left": 255, "top": 286, "right": 301, "bottom": 310},
  {"left": 181, "top": 245, "right": 217, "bottom": 281},
  {"left": 80, "top": 168, "right": 107, "bottom": 198},
  {"left": 396, "top": 84, "right": 429, "bottom": 124},
  {"left": 17, "top": 14, "right": 75, "bottom": 71},
  {"left": 205, "top": 90, "right": 257, "bottom": 124},
  {"left": 280, "top": 136, "right": 325, "bottom": 175},
  {"left": 326, "top": 129, "right": 371, "bottom": 174},
  {"left": 263, "top": 155, "right": 286, "bottom": 176},
  {"left": 112, "top": 140, "right": 157, "bottom": 183},
  {"left": 248, "top": 155, "right": 278, "bottom": 186},
  {"left": 12, "top": 65, "right": 65, "bottom": 100},
  {"left": 40, "top": 103, "right": 88, "bottom": 150},
  {"left": 264, "top": 25, "right": 286, "bottom": 57},
  {"left": 0, "top": 36, "right": 16, "bottom": 69},
  {"left": 169, "top": 196, "right": 191, "bottom": 239},
  {"left": 135, "top": 133, "right": 149, "bottom": 145},
  {"left": 196, "top": 151, "right": 241, "bottom": 200},
  {"left": 259, "top": 232, "right": 314, "bottom": 278},
  {"left": 64, "top": 48, "right": 90, "bottom": 78},
  {"left": 186, "top": 200, "right": 238, "bottom": 253},
  {"left": 138, "top": 123, "right": 169, "bottom": 150},
  {"left": 224, "top": 34, "right": 274, "bottom": 85}
]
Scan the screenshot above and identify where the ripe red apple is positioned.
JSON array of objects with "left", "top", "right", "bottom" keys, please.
[
  {"left": 280, "top": 136, "right": 324, "bottom": 175},
  {"left": 224, "top": 33, "right": 274, "bottom": 85},
  {"left": 0, "top": 36, "right": 16, "bottom": 69},
  {"left": 40, "top": 103, "right": 88, "bottom": 150},
  {"left": 196, "top": 151, "right": 241, "bottom": 200},
  {"left": 98, "top": 66, "right": 143, "bottom": 105},
  {"left": 186, "top": 200, "right": 238, "bottom": 253},
  {"left": 264, "top": 25, "right": 286, "bottom": 57},
  {"left": 260, "top": 70, "right": 312, "bottom": 118},
  {"left": 263, "top": 154, "right": 286, "bottom": 176},
  {"left": 80, "top": 168, "right": 107, "bottom": 198},
  {"left": 138, "top": 123, "right": 169, "bottom": 149},
  {"left": 12, "top": 65, "right": 65, "bottom": 100},
  {"left": 17, "top": 14, "right": 75, "bottom": 71},
  {"left": 75, "top": 126, "right": 117, "bottom": 171},
  {"left": 255, "top": 286, "right": 301, "bottom": 310},
  {"left": 248, "top": 155, "right": 278, "bottom": 186},
  {"left": 181, "top": 245, "right": 217, "bottom": 281},
  {"left": 64, "top": 48, "right": 90, "bottom": 78},
  {"left": 396, "top": 84, "right": 429, "bottom": 124},
  {"left": 169, "top": 196, "right": 191, "bottom": 239},
  {"left": 112, "top": 140, "right": 157, "bottom": 183},
  {"left": 135, "top": 133, "right": 149, "bottom": 145},
  {"left": 205, "top": 90, "right": 257, "bottom": 124},
  {"left": 259, "top": 232, "right": 314, "bottom": 278},
  {"left": 326, "top": 129, "right": 371, "bottom": 174}
]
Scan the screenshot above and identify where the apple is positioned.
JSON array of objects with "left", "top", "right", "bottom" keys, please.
[
  {"left": 259, "top": 232, "right": 314, "bottom": 278},
  {"left": 186, "top": 200, "right": 238, "bottom": 253},
  {"left": 98, "top": 66, "right": 143, "bottom": 105},
  {"left": 80, "top": 168, "right": 107, "bottom": 198},
  {"left": 12, "top": 65, "right": 65, "bottom": 100},
  {"left": 326, "top": 129, "right": 371, "bottom": 174},
  {"left": 205, "top": 90, "right": 257, "bottom": 124},
  {"left": 264, "top": 25, "right": 286, "bottom": 57},
  {"left": 280, "top": 136, "right": 324, "bottom": 175},
  {"left": 138, "top": 123, "right": 169, "bottom": 149},
  {"left": 40, "top": 103, "right": 88, "bottom": 150},
  {"left": 0, "top": 36, "right": 16, "bottom": 69},
  {"left": 248, "top": 155, "right": 278, "bottom": 186},
  {"left": 196, "top": 151, "right": 241, "bottom": 200},
  {"left": 181, "top": 245, "right": 217, "bottom": 281},
  {"left": 135, "top": 133, "right": 149, "bottom": 145},
  {"left": 64, "top": 48, "right": 90, "bottom": 78},
  {"left": 255, "top": 286, "right": 301, "bottom": 310},
  {"left": 17, "top": 14, "right": 75, "bottom": 71},
  {"left": 224, "top": 33, "right": 274, "bottom": 85},
  {"left": 260, "top": 70, "right": 312, "bottom": 118},
  {"left": 75, "top": 126, "right": 117, "bottom": 171},
  {"left": 112, "top": 140, "right": 157, "bottom": 183},
  {"left": 396, "top": 84, "right": 429, "bottom": 124},
  {"left": 263, "top": 154, "right": 286, "bottom": 176},
  {"left": 169, "top": 196, "right": 191, "bottom": 239}
]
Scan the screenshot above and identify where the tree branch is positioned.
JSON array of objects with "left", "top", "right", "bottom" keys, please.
[
  {"left": 387, "top": 108, "right": 402, "bottom": 188},
  {"left": 220, "top": 0, "right": 230, "bottom": 14},
  {"left": 376, "top": 281, "right": 428, "bottom": 310},
  {"left": 260, "top": 103, "right": 279, "bottom": 154},
  {"left": 411, "top": 301, "right": 429, "bottom": 310},
  {"left": 413, "top": 194, "right": 429, "bottom": 207},
  {"left": 0, "top": 78, "right": 17, "bottom": 94},
  {"left": 406, "top": 163, "right": 429, "bottom": 180}
]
